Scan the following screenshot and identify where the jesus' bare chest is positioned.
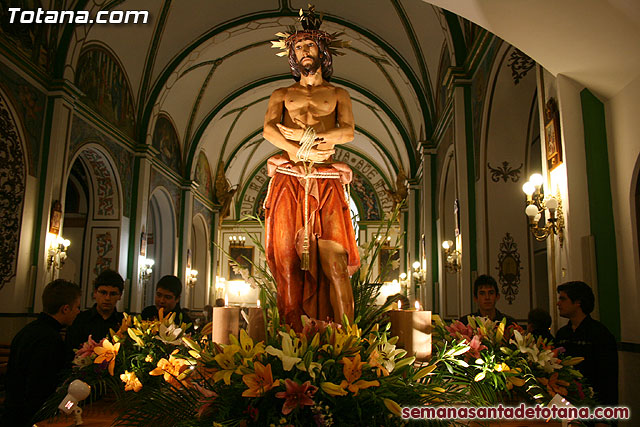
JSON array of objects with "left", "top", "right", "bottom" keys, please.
[{"left": 283, "top": 86, "right": 337, "bottom": 126}]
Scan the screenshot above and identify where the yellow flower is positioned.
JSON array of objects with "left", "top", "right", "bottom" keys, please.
[
  {"left": 145, "top": 354, "right": 153, "bottom": 363},
  {"left": 383, "top": 398, "right": 402, "bottom": 416},
  {"left": 339, "top": 354, "right": 379, "bottom": 395},
  {"left": 213, "top": 344, "right": 240, "bottom": 384},
  {"left": 241, "top": 361, "right": 279, "bottom": 397},
  {"left": 149, "top": 349, "right": 193, "bottom": 388},
  {"left": 127, "top": 327, "right": 145, "bottom": 347},
  {"left": 230, "top": 329, "right": 265, "bottom": 361},
  {"left": 120, "top": 370, "right": 142, "bottom": 392},
  {"left": 320, "top": 381, "right": 348, "bottom": 396},
  {"left": 94, "top": 339, "right": 120, "bottom": 376}
]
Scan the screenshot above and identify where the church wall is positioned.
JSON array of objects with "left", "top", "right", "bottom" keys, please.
[
  {"left": 0, "top": 62, "right": 47, "bottom": 318},
  {"left": 480, "top": 45, "right": 537, "bottom": 323},
  {"left": 606, "top": 73, "right": 640, "bottom": 345}
]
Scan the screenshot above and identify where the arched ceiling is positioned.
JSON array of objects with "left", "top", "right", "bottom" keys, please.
[
  {"left": 63, "top": 0, "right": 640, "bottom": 187},
  {"left": 66, "top": 0, "right": 448, "bottom": 184}
]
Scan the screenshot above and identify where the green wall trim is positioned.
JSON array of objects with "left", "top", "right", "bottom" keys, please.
[
  {"left": 125, "top": 155, "right": 142, "bottom": 312},
  {"left": 580, "top": 88, "right": 621, "bottom": 340},
  {"left": 443, "top": 11, "right": 467, "bottom": 67},
  {"left": 430, "top": 154, "right": 438, "bottom": 308},
  {"left": 463, "top": 86, "right": 478, "bottom": 276}
]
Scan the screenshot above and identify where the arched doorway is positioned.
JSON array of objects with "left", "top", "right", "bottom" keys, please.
[
  {"left": 187, "top": 214, "right": 209, "bottom": 310},
  {"left": 145, "top": 188, "right": 176, "bottom": 307},
  {"left": 62, "top": 145, "right": 123, "bottom": 308}
]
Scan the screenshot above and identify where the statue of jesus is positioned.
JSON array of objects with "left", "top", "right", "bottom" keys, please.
[{"left": 262, "top": 8, "right": 360, "bottom": 331}]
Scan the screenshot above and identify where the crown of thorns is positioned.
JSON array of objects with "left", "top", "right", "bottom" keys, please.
[{"left": 271, "top": 5, "right": 350, "bottom": 57}]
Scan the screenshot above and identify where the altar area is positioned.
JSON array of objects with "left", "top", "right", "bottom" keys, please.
[{"left": 36, "top": 216, "right": 591, "bottom": 427}]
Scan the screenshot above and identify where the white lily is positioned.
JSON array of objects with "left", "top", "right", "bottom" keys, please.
[
  {"left": 266, "top": 331, "right": 302, "bottom": 371},
  {"left": 377, "top": 340, "right": 404, "bottom": 374},
  {"left": 155, "top": 322, "right": 183, "bottom": 345}
]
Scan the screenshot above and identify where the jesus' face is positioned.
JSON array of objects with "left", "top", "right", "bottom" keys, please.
[{"left": 294, "top": 38, "right": 321, "bottom": 76}]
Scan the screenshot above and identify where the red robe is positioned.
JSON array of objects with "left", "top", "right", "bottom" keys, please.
[{"left": 264, "top": 154, "right": 360, "bottom": 330}]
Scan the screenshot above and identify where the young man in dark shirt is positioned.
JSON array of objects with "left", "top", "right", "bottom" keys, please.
[
  {"left": 460, "top": 274, "right": 517, "bottom": 326},
  {"left": 2, "top": 279, "right": 81, "bottom": 427},
  {"left": 66, "top": 269, "right": 125, "bottom": 352},
  {"left": 141, "top": 275, "right": 192, "bottom": 327},
  {"left": 555, "top": 281, "right": 618, "bottom": 417}
]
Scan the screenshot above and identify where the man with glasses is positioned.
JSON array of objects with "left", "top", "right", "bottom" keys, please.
[{"left": 66, "top": 269, "right": 124, "bottom": 351}]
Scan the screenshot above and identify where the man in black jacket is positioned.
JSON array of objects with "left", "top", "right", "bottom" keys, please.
[
  {"left": 555, "top": 281, "right": 618, "bottom": 421},
  {"left": 66, "top": 269, "right": 124, "bottom": 352},
  {"left": 2, "top": 279, "right": 81, "bottom": 426},
  {"left": 141, "top": 275, "right": 192, "bottom": 327}
]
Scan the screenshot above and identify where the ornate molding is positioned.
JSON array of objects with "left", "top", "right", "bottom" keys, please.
[
  {"left": 495, "top": 233, "right": 523, "bottom": 304},
  {"left": 487, "top": 161, "right": 522, "bottom": 183},
  {"left": 0, "top": 93, "right": 26, "bottom": 290},
  {"left": 506, "top": 48, "right": 535, "bottom": 85}
]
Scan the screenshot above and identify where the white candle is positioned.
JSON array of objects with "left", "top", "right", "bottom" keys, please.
[{"left": 389, "top": 309, "right": 432, "bottom": 362}]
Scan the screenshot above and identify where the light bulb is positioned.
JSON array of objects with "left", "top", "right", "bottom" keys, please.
[
  {"left": 545, "top": 197, "right": 558, "bottom": 213},
  {"left": 442, "top": 240, "right": 451, "bottom": 250},
  {"left": 525, "top": 204, "right": 539, "bottom": 219},
  {"left": 529, "top": 173, "right": 544, "bottom": 188},
  {"left": 412, "top": 261, "right": 421, "bottom": 270},
  {"left": 522, "top": 182, "right": 535, "bottom": 196}
]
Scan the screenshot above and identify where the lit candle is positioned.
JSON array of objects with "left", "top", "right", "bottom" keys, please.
[
  {"left": 415, "top": 300, "right": 421, "bottom": 311},
  {"left": 397, "top": 300, "right": 401, "bottom": 310},
  {"left": 389, "top": 308, "right": 431, "bottom": 362},
  {"left": 212, "top": 306, "right": 241, "bottom": 344},
  {"left": 257, "top": 298, "right": 261, "bottom": 308},
  {"left": 224, "top": 294, "right": 228, "bottom": 307}
]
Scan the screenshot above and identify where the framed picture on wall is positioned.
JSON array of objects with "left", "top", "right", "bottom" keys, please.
[
  {"left": 544, "top": 98, "right": 563, "bottom": 171},
  {"left": 228, "top": 246, "right": 254, "bottom": 280},
  {"left": 378, "top": 246, "right": 400, "bottom": 282}
]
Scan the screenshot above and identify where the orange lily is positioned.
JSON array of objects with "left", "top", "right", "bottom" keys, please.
[
  {"left": 538, "top": 372, "right": 570, "bottom": 396},
  {"left": 339, "top": 354, "right": 379, "bottom": 395},
  {"left": 242, "top": 361, "right": 279, "bottom": 397},
  {"left": 368, "top": 349, "right": 390, "bottom": 377},
  {"left": 120, "top": 370, "right": 143, "bottom": 392},
  {"left": 94, "top": 339, "right": 120, "bottom": 376},
  {"left": 149, "top": 349, "right": 193, "bottom": 388}
]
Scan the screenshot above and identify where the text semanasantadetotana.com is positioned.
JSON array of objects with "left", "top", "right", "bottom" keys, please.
[
  {"left": 6, "top": 8, "right": 149, "bottom": 24},
  {"left": 401, "top": 404, "right": 630, "bottom": 421}
]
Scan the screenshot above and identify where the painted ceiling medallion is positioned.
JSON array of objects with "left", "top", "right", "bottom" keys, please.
[{"left": 487, "top": 161, "right": 522, "bottom": 183}]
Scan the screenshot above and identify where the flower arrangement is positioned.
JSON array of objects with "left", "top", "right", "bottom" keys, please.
[
  {"left": 109, "top": 315, "right": 475, "bottom": 426},
  {"left": 431, "top": 315, "right": 594, "bottom": 407}
]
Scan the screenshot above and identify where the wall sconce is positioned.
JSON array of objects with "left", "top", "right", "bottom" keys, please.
[
  {"left": 47, "top": 234, "right": 70, "bottom": 271},
  {"left": 441, "top": 240, "right": 461, "bottom": 273},
  {"left": 229, "top": 235, "right": 246, "bottom": 247},
  {"left": 186, "top": 267, "right": 199, "bottom": 288},
  {"left": 412, "top": 260, "right": 427, "bottom": 286},
  {"left": 522, "top": 173, "right": 564, "bottom": 247},
  {"left": 139, "top": 256, "right": 154, "bottom": 286}
]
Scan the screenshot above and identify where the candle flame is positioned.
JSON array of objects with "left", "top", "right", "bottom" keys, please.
[
  {"left": 415, "top": 300, "right": 420, "bottom": 310},
  {"left": 397, "top": 300, "right": 401, "bottom": 310},
  {"left": 257, "top": 299, "right": 261, "bottom": 308}
]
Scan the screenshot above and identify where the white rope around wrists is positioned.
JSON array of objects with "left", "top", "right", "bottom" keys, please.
[{"left": 296, "top": 126, "right": 316, "bottom": 162}]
